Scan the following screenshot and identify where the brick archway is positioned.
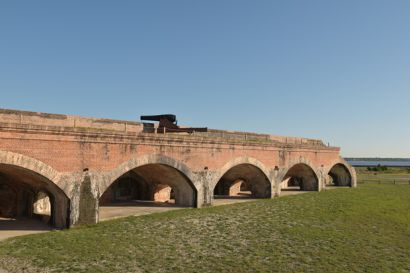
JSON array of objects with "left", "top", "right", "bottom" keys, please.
[
  {"left": 212, "top": 157, "right": 272, "bottom": 199},
  {"left": 278, "top": 158, "right": 320, "bottom": 192},
  {"left": 0, "top": 150, "right": 69, "bottom": 228},
  {"left": 212, "top": 157, "right": 271, "bottom": 190},
  {"left": 100, "top": 154, "right": 198, "bottom": 207},
  {"left": 325, "top": 158, "right": 356, "bottom": 187},
  {"left": 0, "top": 150, "right": 62, "bottom": 189}
]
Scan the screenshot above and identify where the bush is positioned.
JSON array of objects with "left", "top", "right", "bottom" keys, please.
[{"left": 369, "top": 165, "right": 388, "bottom": 172}]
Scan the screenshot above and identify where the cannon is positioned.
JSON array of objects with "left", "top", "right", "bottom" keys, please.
[{"left": 140, "top": 114, "right": 207, "bottom": 134}]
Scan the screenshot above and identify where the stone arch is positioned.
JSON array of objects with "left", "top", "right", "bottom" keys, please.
[
  {"left": 278, "top": 158, "right": 320, "bottom": 192},
  {"left": 0, "top": 150, "right": 62, "bottom": 187},
  {"left": 100, "top": 154, "right": 198, "bottom": 207},
  {"left": 325, "top": 158, "right": 356, "bottom": 187},
  {"left": 212, "top": 157, "right": 271, "bottom": 190},
  {"left": 0, "top": 150, "right": 69, "bottom": 228},
  {"left": 212, "top": 157, "right": 272, "bottom": 198}
]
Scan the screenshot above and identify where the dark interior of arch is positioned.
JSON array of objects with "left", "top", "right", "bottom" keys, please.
[
  {"left": 213, "top": 164, "right": 271, "bottom": 198},
  {"left": 328, "top": 164, "right": 352, "bottom": 186},
  {"left": 0, "top": 164, "right": 69, "bottom": 228},
  {"left": 100, "top": 164, "right": 196, "bottom": 207},
  {"left": 283, "top": 164, "right": 318, "bottom": 191}
]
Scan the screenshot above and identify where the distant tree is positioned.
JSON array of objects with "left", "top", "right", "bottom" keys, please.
[{"left": 370, "top": 165, "right": 388, "bottom": 172}]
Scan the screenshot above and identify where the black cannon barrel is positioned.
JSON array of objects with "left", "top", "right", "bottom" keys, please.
[
  {"left": 164, "top": 127, "right": 208, "bottom": 133},
  {"left": 140, "top": 114, "right": 176, "bottom": 123}
]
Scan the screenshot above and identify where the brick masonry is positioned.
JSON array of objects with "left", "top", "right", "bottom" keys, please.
[{"left": 0, "top": 109, "right": 356, "bottom": 228}]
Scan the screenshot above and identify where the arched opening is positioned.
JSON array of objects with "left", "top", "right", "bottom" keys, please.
[
  {"left": 213, "top": 164, "right": 271, "bottom": 203},
  {"left": 281, "top": 163, "right": 318, "bottom": 191},
  {"left": 0, "top": 164, "right": 69, "bottom": 232},
  {"left": 99, "top": 164, "right": 196, "bottom": 221},
  {"left": 327, "top": 163, "right": 352, "bottom": 187}
]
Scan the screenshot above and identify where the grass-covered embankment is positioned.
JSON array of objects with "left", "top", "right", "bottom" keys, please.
[{"left": 1, "top": 184, "right": 410, "bottom": 273}]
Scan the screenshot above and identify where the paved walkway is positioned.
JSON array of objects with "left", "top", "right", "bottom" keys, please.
[
  {"left": 324, "top": 185, "right": 350, "bottom": 190},
  {"left": 0, "top": 217, "right": 51, "bottom": 241},
  {"left": 213, "top": 189, "right": 309, "bottom": 205},
  {"left": 280, "top": 189, "right": 310, "bottom": 196},
  {"left": 212, "top": 197, "right": 259, "bottom": 206},
  {"left": 99, "top": 201, "right": 183, "bottom": 221}
]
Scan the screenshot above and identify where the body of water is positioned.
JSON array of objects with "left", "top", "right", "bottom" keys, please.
[{"left": 346, "top": 160, "right": 410, "bottom": 167}]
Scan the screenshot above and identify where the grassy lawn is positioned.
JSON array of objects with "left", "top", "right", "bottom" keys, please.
[{"left": 1, "top": 184, "right": 410, "bottom": 273}]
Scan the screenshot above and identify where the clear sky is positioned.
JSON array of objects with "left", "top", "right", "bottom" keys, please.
[{"left": 1, "top": 1, "right": 409, "bottom": 157}]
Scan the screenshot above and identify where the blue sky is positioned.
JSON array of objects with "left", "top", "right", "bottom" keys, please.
[{"left": 1, "top": 1, "right": 409, "bottom": 157}]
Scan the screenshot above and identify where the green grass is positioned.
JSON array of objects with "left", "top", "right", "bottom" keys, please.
[
  {"left": 356, "top": 166, "right": 410, "bottom": 184},
  {"left": 1, "top": 185, "right": 410, "bottom": 273}
]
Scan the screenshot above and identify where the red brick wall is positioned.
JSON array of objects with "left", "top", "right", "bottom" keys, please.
[
  {"left": 0, "top": 109, "right": 342, "bottom": 176},
  {"left": 0, "top": 128, "right": 340, "bottom": 174}
]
